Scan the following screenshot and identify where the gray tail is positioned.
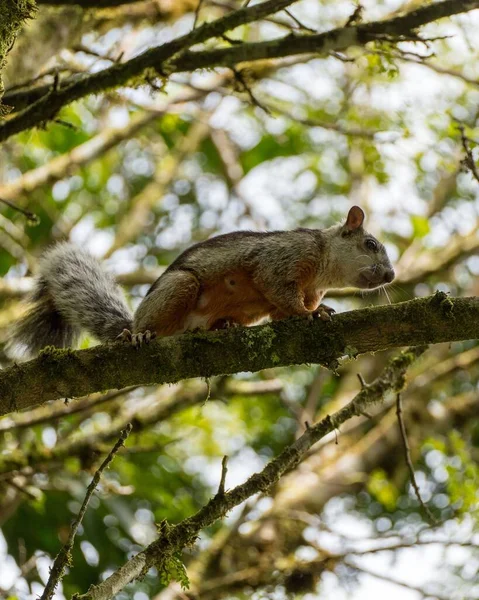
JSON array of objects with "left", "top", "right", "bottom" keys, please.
[
  {"left": 7, "top": 243, "right": 133, "bottom": 360},
  {"left": 6, "top": 277, "right": 81, "bottom": 360}
]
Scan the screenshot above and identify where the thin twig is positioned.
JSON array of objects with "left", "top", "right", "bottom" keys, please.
[
  {"left": 458, "top": 124, "right": 479, "bottom": 183},
  {"left": 232, "top": 68, "right": 271, "bottom": 114},
  {"left": 357, "top": 373, "right": 367, "bottom": 388},
  {"left": 217, "top": 456, "right": 229, "bottom": 496},
  {"left": 344, "top": 559, "right": 450, "bottom": 600},
  {"left": 345, "top": 538, "right": 479, "bottom": 555},
  {"left": 267, "top": 103, "right": 379, "bottom": 139},
  {"left": 396, "top": 394, "right": 437, "bottom": 524},
  {"left": 221, "top": 33, "right": 243, "bottom": 45},
  {"left": 4, "top": 478, "right": 38, "bottom": 501},
  {"left": 53, "top": 118, "right": 79, "bottom": 131},
  {"left": 204, "top": 377, "right": 212, "bottom": 404},
  {"left": 284, "top": 8, "right": 316, "bottom": 33},
  {"left": 0, "top": 387, "right": 139, "bottom": 433},
  {"left": 346, "top": 4, "right": 364, "bottom": 26},
  {"left": 4, "top": 67, "right": 75, "bottom": 93},
  {"left": 0, "top": 197, "right": 39, "bottom": 225},
  {"left": 39, "top": 424, "right": 132, "bottom": 600},
  {"left": 193, "top": 0, "right": 205, "bottom": 29}
]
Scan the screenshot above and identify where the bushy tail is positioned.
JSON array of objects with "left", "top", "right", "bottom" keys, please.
[{"left": 7, "top": 243, "right": 133, "bottom": 359}]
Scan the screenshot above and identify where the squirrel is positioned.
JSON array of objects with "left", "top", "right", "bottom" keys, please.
[{"left": 7, "top": 206, "right": 394, "bottom": 358}]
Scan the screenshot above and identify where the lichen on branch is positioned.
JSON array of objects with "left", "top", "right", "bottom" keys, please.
[
  {"left": 0, "top": 0, "right": 36, "bottom": 115},
  {"left": 1, "top": 293, "right": 478, "bottom": 418},
  {"left": 1, "top": 0, "right": 479, "bottom": 141}
]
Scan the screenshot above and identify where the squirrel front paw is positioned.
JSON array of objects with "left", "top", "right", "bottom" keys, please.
[
  {"left": 117, "top": 328, "right": 156, "bottom": 348},
  {"left": 310, "top": 304, "right": 336, "bottom": 322}
]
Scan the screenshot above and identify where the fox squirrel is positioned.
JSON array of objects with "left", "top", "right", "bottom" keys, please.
[{"left": 7, "top": 206, "right": 394, "bottom": 358}]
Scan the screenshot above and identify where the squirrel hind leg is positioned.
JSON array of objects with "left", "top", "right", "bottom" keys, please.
[
  {"left": 210, "top": 318, "right": 241, "bottom": 330},
  {"left": 134, "top": 270, "right": 201, "bottom": 337}
]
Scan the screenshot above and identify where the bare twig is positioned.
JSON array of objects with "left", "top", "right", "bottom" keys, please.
[
  {"left": 39, "top": 424, "right": 132, "bottom": 600},
  {"left": 4, "top": 67, "right": 76, "bottom": 93},
  {"left": 357, "top": 373, "right": 367, "bottom": 388},
  {"left": 0, "top": 197, "right": 39, "bottom": 225},
  {"left": 0, "top": 387, "right": 138, "bottom": 433},
  {"left": 343, "top": 559, "right": 450, "bottom": 600},
  {"left": 193, "top": 0, "right": 205, "bottom": 29},
  {"left": 458, "top": 123, "right": 479, "bottom": 183},
  {"left": 367, "top": 49, "right": 479, "bottom": 88},
  {"left": 346, "top": 4, "right": 364, "bottom": 26},
  {"left": 284, "top": 8, "right": 316, "bottom": 33},
  {"left": 217, "top": 456, "right": 229, "bottom": 496},
  {"left": 346, "top": 538, "right": 479, "bottom": 555},
  {"left": 267, "top": 103, "right": 379, "bottom": 139},
  {"left": 396, "top": 393, "right": 437, "bottom": 524},
  {"left": 232, "top": 68, "right": 271, "bottom": 114},
  {"left": 4, "top": 478, "right": 38, "bottom": 501},
  {"left": 53, "top": 118, "right": 79, "bottom": 131},
  {"left": 204, "top": 377, "right": 212, "bottom": 404}
]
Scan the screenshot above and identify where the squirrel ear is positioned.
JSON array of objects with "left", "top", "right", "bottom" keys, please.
[{"left": 345, "top": 206, "right": 365, "bottom": 231}]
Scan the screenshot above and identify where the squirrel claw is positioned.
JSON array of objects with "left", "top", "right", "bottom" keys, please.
[
  {"left": 144, "top": 330, "right": 155, "bottom": 343},
  {"left": 116, "top": 328, "right": 155, "bottom": 347},
  {"left": 117, "top": 328, "right": 132, "bottom": 343},
  {"left": 311, "top": 304, "right": 336, "bottom": 322},
  {"left": 132, "top": 330, "right": 156, "bottom": 348},
  {"left": 211, "top": 318, "right": 240, "bottom": 331}
]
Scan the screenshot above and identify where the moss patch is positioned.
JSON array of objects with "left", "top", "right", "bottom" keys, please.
[{"left": 0, "top": 0, "right": 37, "bottom": 114}]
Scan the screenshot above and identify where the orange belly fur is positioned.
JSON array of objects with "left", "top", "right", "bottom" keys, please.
[
  {"left": 151, "top": 267, "right": 324, "bottom": 336},
  {"left": 184, "top": 270, "right": 274, "bottom": 331}
]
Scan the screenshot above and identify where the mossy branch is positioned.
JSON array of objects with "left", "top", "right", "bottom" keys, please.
[
  {"left": 1, "top": 293, "right": 478, "bottom": 418},
  {"left": 0, "top": 0, "right": 36, "bottom": 115},
  {"left": 2, "top": 0, "right": 479, "bottom": 140},
  {"left": 0, "top": 0, "right": 298, "bottom": 126},
  {"left": 36, "top": 0, "right": 145, "bottom": 5},
  {"left": 75, "top": 346, "right": 424, "bottom": 600}
]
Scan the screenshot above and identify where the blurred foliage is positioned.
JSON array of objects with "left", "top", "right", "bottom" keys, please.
[{"left": 1, "top": 1, "right": 479, "bottom": 599}]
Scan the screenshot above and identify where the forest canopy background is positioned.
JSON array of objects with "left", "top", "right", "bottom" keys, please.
[{"left": 1, "top": 1, "right": 479, "bottom": 599}]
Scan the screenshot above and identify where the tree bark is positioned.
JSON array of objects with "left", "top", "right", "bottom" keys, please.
[
  {"left": 0, "top": 0, "right": 36, "bottom": 115},
  {"left": 1, "top": 0, "right": 479, "bottom": 140},
  {"left": 1, "top": 293, "right": 478, "bottom": 417}
]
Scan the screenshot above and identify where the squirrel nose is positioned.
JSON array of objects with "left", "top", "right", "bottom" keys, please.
[{"left": 384, "top": 268, "right": 395, "bottom": 283}]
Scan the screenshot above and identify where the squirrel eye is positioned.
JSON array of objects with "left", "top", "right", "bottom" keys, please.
[{"left": 366, "top": 238, "right": 378, "bottom": 252}]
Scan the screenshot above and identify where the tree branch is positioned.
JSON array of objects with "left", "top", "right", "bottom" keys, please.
[
  {"left": 0, "top": 293, "right": 477, "bottom": 418},
  {"left": 396, "top": 392, "right": 437, "bottom": 524},
  {"left": 459, "top": 123, "right": 479, "bottom": 183},
  {"left": 0, "top": 0, "right": 299, "bottom": 124},
  {"left": 1, "top": 0, "right": 478, "bottom": 141},
  {"left": 0, "top": 0, "right": 36, "bottom": 115},
  {"left": 0, "top": 377, "right": 279, "bottom": 476},
  {"left": 39, "top": 424, "right": 131, "bottom": 600},
  {"left": 75, "top": 346, "right": 424, "bottom": 600},
  {"left": 36, "top": 0, "right": 145, "bottom": 5}
]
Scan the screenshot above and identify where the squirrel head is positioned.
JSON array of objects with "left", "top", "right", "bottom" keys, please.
[{"left": 328, "top": 206, "right": 395, "bottom": 290}]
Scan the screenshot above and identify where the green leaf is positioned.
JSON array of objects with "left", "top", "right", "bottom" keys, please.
[
  {"left": 411, "top": 215, "right": 430, "bottom": 238},
  {"left": 160, "top": 554, "right": 190, "bottom": 590}
]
